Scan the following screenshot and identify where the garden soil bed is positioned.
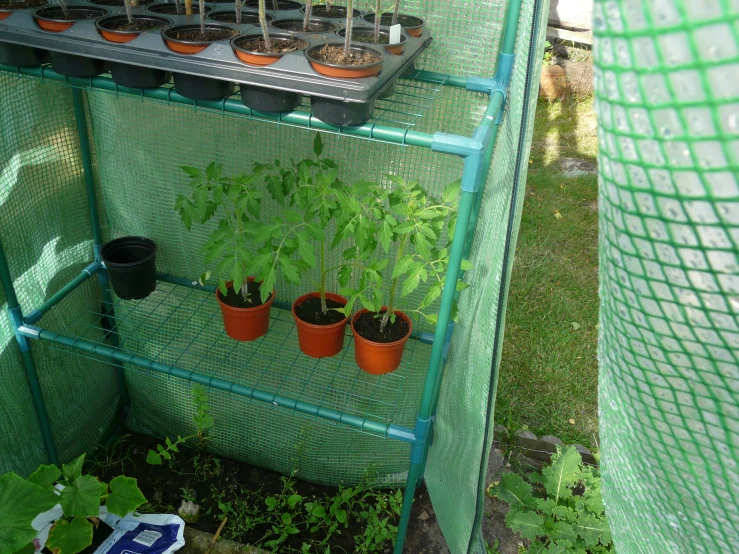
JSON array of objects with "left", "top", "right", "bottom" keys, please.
[{"left": 89, "top": 432, "right": 425, "bottom": 552}]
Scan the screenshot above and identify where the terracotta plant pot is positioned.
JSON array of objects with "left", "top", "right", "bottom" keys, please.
[
  {"left": 362, "top": 12, "right": 424, "bottom": 37},
  {"left": 305, "top": 43, "right": 383, "bottom": 79},
  {"left": 351, "top": 308, "right": 412, "bottom": 375},
  {"left": 33, "top": 6, "right": 107, "bottom": 32},
  {"left": 292, "top": 292, "right": 349, "bottom": 358},
  {"left": 96, "top": 14, "right": 170, "bottom": 43},
  {"left": 231, "top": 32, "right": 307, "bottom": 66},
  {"left": 336, "top": 26, "right": 406, "bottom": 55},
  {"left": 216, "top": 279, "right": 274, "bottom": 342},
  {"left": 163, "top": 24, "right": 237, "bottom": 55}
]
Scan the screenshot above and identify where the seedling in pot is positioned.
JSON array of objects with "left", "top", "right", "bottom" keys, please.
[
  {"left": 340, "top": 175, "right": 469, "bottom": 373},
  {"left": 302, "top": 0, "right": 311, "bottom": 30}
]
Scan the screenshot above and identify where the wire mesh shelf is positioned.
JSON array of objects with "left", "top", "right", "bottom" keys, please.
[{"left": 40, "top": 279, "right": 431, "bottom": 435}]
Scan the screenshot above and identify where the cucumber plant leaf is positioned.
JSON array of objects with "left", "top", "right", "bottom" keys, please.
[
  {"left": 59, "top": 475, "right": 106, "bottom": 517},
  {"left": 27, "top": 464, "right": 61, "bottom": 492},
  {"left": 46, "top": 516, "right": 93, "bottom": 554},
  {"left": 0, "top": 473, "right": 59, "bottom": 554},
  {"left": 106, "top": 476, "right": 147, "bottom": 518}
]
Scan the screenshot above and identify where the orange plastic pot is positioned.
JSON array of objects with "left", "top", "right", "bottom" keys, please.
[
  {"left": 0, "top": 12, "right": 11, "bottom": 21},
  {"left": 385, "top": 43, "right": 405, "bottom": 55},
  {"left": 216, "top": 280, "right": 275, "bottom": 342},
  {"left": 166, "top": 40, "right": 208, "bottom": 54},
  {"left": 235, "top": 50, "right": 281, "bottom": 65},
  {"left": 292, "top": 292, "right": 349, "bottom": 358},
  {"left": 100, "top": 29, "right": 138, "bottom": 42},
  {"left": 310, "top": 61, "right": 381, "bottom": 78},
  {"left": 351, "top": 308, "right": 412, "bottom": 375},
  {"left": 406, "top": 26, "right": 422, "bottom": 37},
  {"left": 36, "top": 18, "right": 74, "bottom": 31}
]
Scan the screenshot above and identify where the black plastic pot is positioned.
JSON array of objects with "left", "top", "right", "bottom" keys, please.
[
  {"left": 0, "top": 42, "right": 47, "bottom": 66},
  {"left": 50, "top": 52, "right": 107, "bottom": 77},
  {"left": 378, "top": 79, "right": 396, "bottom": 99},
  {"left": 173, "top": 73, "right": 234, "bottom": 100},
  {"left": 101, "top": 236, "right": 157, "bottom": 300},
  {"left": 241, "top": 85, "right": 302, "bottom": 113},
  {"left": 110, "top": 62, "right": 171, "bottom": 88},
  {"left": 147, "top": 2, "right": 211, "bottom": 14},
  {"left": 310, "top": 97, "right": 374, "bottom": 127},
  {"left": 245, "top": 0, "right": 301, "bottom": 10},
  {"left": 299, "top": 5, "right": 361, "bottom": 18},
  {"left": 207, "top": 10, "right": 272, "bottom": 24}
]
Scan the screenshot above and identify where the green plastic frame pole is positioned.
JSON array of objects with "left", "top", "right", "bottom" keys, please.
[
  {"left": 0, "top": 237, "right": 59, "bottom": 466},
  {"left": 71, "top": 88, "right": 130, "bottom": 409}
]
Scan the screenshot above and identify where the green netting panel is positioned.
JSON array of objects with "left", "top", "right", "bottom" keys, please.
[
  {"left": 0, "top": 75, "right": 122, "bottom": 476},
  {"left": 424, "top": 1, "right": 547, "bottom": 553},
  {"left": 594, "top": 0, "right": 739, "bottom": 552}
]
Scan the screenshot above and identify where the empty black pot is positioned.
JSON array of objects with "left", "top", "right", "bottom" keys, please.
[
  {"left": 50, "top": 52, "right": 107, "bottom": 78},
  {"left": 310, "top": 97, "right": 374, "bottom": 126},
  {"left": 241, "top": 85, "right": 302, "bottom": 113},
  {"left": 101, "top": 236, "right": 157, "bottom": 300},
  {"left": 0, "top": 43, "right": 47, "bottom": 67},
  {"left": 110, "top": 62, "right": 171, "bottom": 89},
  {"left": 173, "top": 73, "right": 235, "bottom": 101}
]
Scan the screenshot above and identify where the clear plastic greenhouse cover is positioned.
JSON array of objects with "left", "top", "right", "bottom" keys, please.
[{"left": 594, "top": 0, "right": 739, "bottom": 552}]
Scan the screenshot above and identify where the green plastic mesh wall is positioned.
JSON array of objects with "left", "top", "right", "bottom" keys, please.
[
  {"left": 594, "top": 0, "right": 739, "bottom": 552},
  {"left": 0, "top": 0, "right": 544, "bottom": 550}
]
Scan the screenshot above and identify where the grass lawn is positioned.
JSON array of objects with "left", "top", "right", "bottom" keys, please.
[{"left": 495, "top": 95, "right": 600, "bottom": 448}]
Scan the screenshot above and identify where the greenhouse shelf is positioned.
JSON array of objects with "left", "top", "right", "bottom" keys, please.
[
  {"left": 0, "top": 63, "right": 454, "bottom": 146},
  {"left": 18, "top": 274, "right": 433, "bottom": 438}
]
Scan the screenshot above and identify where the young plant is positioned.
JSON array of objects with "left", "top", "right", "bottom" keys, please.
[
  {"left": 175, "top": 161, "right": 265, "bottom": 302},
  {"left": 0, "top": 455, "right": 146, "bottom": 554},
  {"left": 199, "top": 0, "right": 205, "bottom": 34},
  {"left": 490, "top": 446, "right": 613, "bottom": 553},
  {"left": 123, "top": 0, "right": 133, "bottom": 25},
  {"left": 391, "top": 0, "right": 399, "bottom": 25},
  {"left": 302, "top": 0, "right": 311, "bottom": 31},
  {"left": 372, "top": 0, "right": 381, "bottom": 42},
  {"left": 146, "top": 385, "right": 215, "bottom": 465},
  {"left": 56, "top": 0, "right": 68, "bottom": 17},
  {"left": 343, "top": 0, "right": 354, "bottom": 56},
  {"left": 259, "top": 0, "right": 272, "bottom": 48},
  {"left": 340, "top": 175, "right": 467, "bottom": 332}
]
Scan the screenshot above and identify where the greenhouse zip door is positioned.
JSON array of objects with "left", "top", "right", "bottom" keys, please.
[{"left": 0, "top": 0, "right": 544, "bottom": 551}]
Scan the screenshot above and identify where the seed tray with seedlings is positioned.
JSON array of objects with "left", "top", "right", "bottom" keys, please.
[{"left": 0, "top": 0, "right": 431, "bottom": 124}]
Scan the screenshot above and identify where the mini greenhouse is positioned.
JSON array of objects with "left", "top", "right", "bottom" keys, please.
[{"left": 0, "top": 0, "right": 546, "bottom": 550}]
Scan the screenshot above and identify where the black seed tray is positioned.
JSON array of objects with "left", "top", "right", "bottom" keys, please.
[{"left": 0, "top": 0, "right": 431, "bottom": 104}]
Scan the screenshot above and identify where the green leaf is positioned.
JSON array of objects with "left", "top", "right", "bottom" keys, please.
[
  {"left": 46, "top": 516, "right": 93, "bottom": 554},
  {"left": 492, "top": 472, "right": 534, "bottom": 509},
  {"left": 280, "top": 257, "right": 301, "bottom": 284},
  {"left": 400, "top": 264, "right": 427, "bottom": 298},
  {"left": 506, "top": 510, "right": 544, "bottom": 541},
  {"left": 281, "top": 513, "right": 293, "bottom": 525},
  {"left": 379, "top": 220, "right": 393, "bottom": 253},
  {"left": 335, "top": 509, "right": 347, "bottom": 524},
  {"left": 0, "top": 473, "right": 59, "bottom": 554},
  {"left": 391, "top": 256, "right": 415, "bottom": 279},
  {"left": 550, "top": 521, "right": 577, "bottom": 542},
  {"left": 314, "top": 133, "right": 323, "bottom": 157},
  {"left": 267, "top": 175, "right": 286, "bottom": 206},
  {"left": 13, "top": 543, "right": 35, "bottom": 554},
  {"left": 146, "top": 450, "right": 162, "bottom": 465},
  {"left": 265, "top": 497, "right": 278, "bottom": 510},
  {"left": 60, "top": 475, "right": 105, "bottom": 517},
  {"left": 338, "top": 265, "right": 353, "bottom": 287},
  {"left": 181, "top": 165, "right": 201, "bottom": 179},
  {"left": 574, "top": 514, "right": 610, "bottom": 547},
  {"left": 27, "top": 464, "right": 61, "bottom": 491},
  {"left": 543, "top": 446, "right": 581, "bottom": 503},
  {"left": 106, "top": 476, "right": 147, "bottom": 517},
  {"left": 287, "top": 494, "right": 303, "bottom": 508},
  {"left": 62, "top": 454, "right": 85, "bottom": 483},
  {"left": 419, "top": 282, "right": 442, "bottom": 309},
  {"left": 443, "top": 179, "right": 461, "bottom": 203},
  {"left": 460, "top": 259, "right": 473, "bottom": 271},
  {"left": 296, "top": 233, "right": 316, "bottom": 269}
]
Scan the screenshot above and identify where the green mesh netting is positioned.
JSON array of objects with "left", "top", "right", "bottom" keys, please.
[
  {"left": 0, "top": 0, "right": 544, "bottom": 550},
  {"left": 594, "top": 0, "right": 739, "bottom": 552}
]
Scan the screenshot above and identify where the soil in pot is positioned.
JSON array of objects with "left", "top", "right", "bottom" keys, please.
[
  {"left": 294, "top": 295, "right": 345, "bottom": 325},
  {"left": 271, "top": 18, "right": 337, "bottom": 33},
  {"left": 102, "top": 17, "right": 163, "bottom": 32},
  {"left": 218, "top": 279, "right": 267, "bottom": 309},
  {"left": 237, "top": 35, "right": 305, "bottom": 54},
  {"left": 303, "top": 5, "right": 360, "bottom": 18},
  {"left": 89, "top": 0, "right": 154, "bottom": 5},
  {"left": 148, "top": 3, "right": 208, "bottom": 14},
  {"left": 337, "top": 26, "right": 405, "bottom": 54},
  {"left": 170, "top": 27, "right": 236, "bottom": 42},
  {"left": 354, "top": 309, "right": 410, "bottom": 343},
  {"left": 208, "top": 10, "right": 268, "bottom": 24},
  {"left": 363, "top": 12, "right": 423, "bottom": 36},
  {"left": 311, "top": 43, "right": 380, "bottom": 66},
  {"left": 245, "top": 0, "right": 301, "bottom": 9}
]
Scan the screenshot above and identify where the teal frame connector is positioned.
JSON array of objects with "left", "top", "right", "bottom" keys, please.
[{"left": 0, "top": 0, "right": 522, "bottom": 549}]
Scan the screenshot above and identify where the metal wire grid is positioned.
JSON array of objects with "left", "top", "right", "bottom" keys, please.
[
  {"left": 43, "top": 280, "right": 431, "bottom": 431},
  {"left": 0, "top": 67, "right": 449, "bottom": 144}
]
